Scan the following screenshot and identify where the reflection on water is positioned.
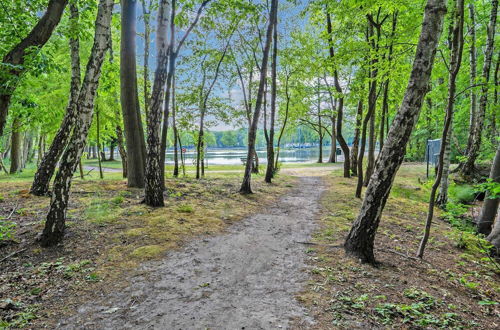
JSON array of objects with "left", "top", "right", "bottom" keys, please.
[{"left": 165, "top": 147, "right": 344, "bottom": 165}]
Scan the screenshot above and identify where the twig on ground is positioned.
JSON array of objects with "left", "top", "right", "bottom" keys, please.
[
  {"left": 378, "top": 248, "right": 431, "bottom": 264},
  {"left": 7, "top": 204, "right": 18, "bottom": 219},
  {"left": 0, "top": 248, "right": 27, "bottom": 263},
  {"left": 294, "top": 241, "right": 343, "bottom": 248}
]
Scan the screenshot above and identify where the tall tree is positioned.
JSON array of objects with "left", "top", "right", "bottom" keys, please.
[
  {"left": 418, "top": 0, "right": 465, "bottom": 258},
  {"left": 120, "top": 0, "right": 147, "bottom": 188},
  {"left": 326, "top": 11, "right": 350, "bottom": 177},
  {"left": 464, "top": 3, "right": 477, "bottom": 155},
  {"left": 344, "top": 0, "right": 447, "bottom": 264},
  {"left": 0, "top": 0, "right": 68, "bottom": 138},
  {"left": 265, "top": 5, "right": 278, "bottom": 183},
  {"left": 40, "top": 0, "right": 114, "bottom": 246},
  {"left": 240, "top": 0, "right": 278, "bottom": 194},
  {"left": 350, "top": 99, "right": 363, "bottom": 176},
  {"left": 459, "top": 0, "right": 498, "bottom": 178},
  {"left": 9, "top": 116, "right": 22, "bottom": 174},
  {"left": 144, "top": 0, "right": 170, "bottom": 207},
  {"left": 30, "top": 3, "right": 81, "bottom": 196}
]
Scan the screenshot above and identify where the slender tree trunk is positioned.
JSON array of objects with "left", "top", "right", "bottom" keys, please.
[
  {"left": 328, "top": 115, "right": 336, "bottom": 163},
  {"left": 460, "top": 0, "right": 497, "bottom": 177},
  {"left": 9, "top": 117, "right": 22, "bottom": 174},
  {"left": 120, "top": 0, "right": 146, "bottom": 188},
  {"left": 172, "top": 76, "right": 179, "bottom": 177},
  {"left": 317, "top": 79, "right": 323, "bottom": 164},
  {"left": 436, "top": 122, "right": 452, "bottom": 206},
  {"left": 265, "top": 6, "right": 278, "bottom": 183},
  {"left": 79, "top": 159, "right": 84, "bottom": 179},
  {"left": 240, "top": 0, "right": 277, "bottom": 194},
  {"left": 465, "top": 3, "right": 477, "bottom": 155},
  {"left": 351, "top": 99, "right": 363, "bottom": 176},
  {"left": 116, "top": 122, "right": 127, "bottom": 178},
  {"left": 275, "top": 75, "right": 290, "bottom": 170},
  {"left": 326, "top": 12, "right": 350, "bottom": 177},
  {"left": 344, "top": 0, "right": 446, "bottom": 264},
  {"left": 0, "top": 0, "right": 68, "bottom": 138},
  {"left": 364, "top": 112, "right": 376, "bottom": 186},
  {"left": 141, "top": 0, "right": 151, "bottom": 117},
  {"left": 96, "top": 108, "right": 104, "bottom": 179},
  {"left": 40, "top": 0, "right": 113, "bottom": 247},
  {"left": 418, "top": 0, "right": 464, "bottom": 258},
  {"left": 30, "top": 3, "right": 81, "bottom": 196},
  {"left": 477, "top": 144, "right": 500, "bottom": 235},
  {"left": 144, "top": 0, "right": 170, "bottom": 207}
]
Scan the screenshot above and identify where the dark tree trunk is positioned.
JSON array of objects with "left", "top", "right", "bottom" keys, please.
[
  {"left": 145, "top": 0, "right": 170, "bottom": 207},
  {"left": 172, "top": 76, "right": 179, "bottom": 177},
  {"left": 120, "top": 0, "right": 146, "bottom": 188},
  {"left": 40, "top": 0, "right": 113, "bottom": 247},
  {"left": 275, "top": 74, "right": 291, "bottom": 170},
  {"left": 326, "top": 12, "right": 350, "bottom": 177},
  {"left": 240, "top": 0, "right": 277, "bottom": 194},
  {"left": 477, "top": 144, "right": 500, "bottom": 235},
  {"left": 265, "top": 6, "right": 278, "bottom": 183},
  {"left": 328, "top": 115, "right": 336, "bottom": 163},
  {"left": 30, "top": 3, "right": 81, "bottom": 196},
  {"left": 109, "top": 142, "right": 115, "bottom": 161},
  {"left": 96, "top": 109, "right": 104, "bottom": 179},
  {"left": 9, "top": 117, "right": 22, "bottom": 174},
  {"left": 0, "top": 0, "right": 68, "bottom": 138},
  {"left": 418, "top": 0, "right": 464, "bottom": 258},
  {"left": 350, "top": 99, "right": 363, "bottom": 176},
  {"left": 116, "top": 123, "right": 127, "bottom": 178},
  {"left": 460, "top": 0, "right": 497, "bottom": 177},
  {"left": 344, "top": 0, "right": 446, "bottom": 264}
]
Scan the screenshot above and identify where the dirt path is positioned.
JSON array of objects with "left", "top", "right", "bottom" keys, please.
[{"left": 58, "top": 176, "right": 327, "bottom": 329}]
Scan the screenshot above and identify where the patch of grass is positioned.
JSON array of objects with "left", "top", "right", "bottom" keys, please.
[
  {"left": 130, "top": 245, "right": 165, "bottom": 260},
  {"left": 176, "top": 204, "right": 194, "bottom": 213}
]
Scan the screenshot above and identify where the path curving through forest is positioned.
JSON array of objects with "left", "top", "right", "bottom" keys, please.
[{"left": 58, "top": 175, "right": 327, "bottom": 329}]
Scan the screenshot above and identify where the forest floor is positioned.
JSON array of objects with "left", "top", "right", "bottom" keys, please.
[{"left": 0, "top": 163, "right": 499, "bottom": 329}]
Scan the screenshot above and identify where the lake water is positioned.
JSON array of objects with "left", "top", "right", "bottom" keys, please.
[{"left": 165, "top": 147, "right": 345, "bottom": 165}]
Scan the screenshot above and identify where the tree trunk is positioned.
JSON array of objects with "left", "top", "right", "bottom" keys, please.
[
  {"left": 326, "top": 12, "right": 350, "bottom": 177},
  {"left": 40, "top": 0, "right": 113, "bottom": 247},
  {"left": 96, "top": 109, "right": 104, "bottom": 179},
  {"left": 465, "top": 3, "right": 477, "bottom": 155},
  {"left": 328, "top": 115, "right": 336, "bottom": 163},
  {"left": 274, "top": 75, "right": 291, "bottom": 170},
  {"left": 460, "top": 0, "right": 497, "bottom": 177},
  {"left": 30, "top": 3, "right": 81, "bottom": 196},
  {"left": 120, "top": 0, "right": 146, "bottom": 188},
  {"left": 351, "top": 99, "right": 363, "bottom": 176},
  {"left": 436, "top": 122, "right": 452, "bottom": 207},
  {"left": 364, "top": 112, "right": 376, "bottom": 186},
  {"left": 265, "top": 11, "right": 278, "bottom": 183},
  {"left": 418, "top": 0, "right": 464, "bottom": 258},
  {"left": 172, "top": 76, "right": 179, "bottom": 177},
  {"left": 344, "top": 0, "right": 446, "bottom": 264},
  {"left": 116, "top": 123, "right": 127, "bottom": 178},
  {"left": 141, "top": 0, "right": 151, "bottom": 117},
  {"left": 0, "top": 0, "right": 68, "bottom": 138},
  {"left": 240, "top": 0, "right": 277, "bottom": 194},
  {"left": 144, "top": 0, "right": 170, "bottom": 207},
  {"left": 477, "top": 144, "right": 500, "bottom": 235},
  {"left": 9, "top": 117, "right": 22, "bottom": 174}
]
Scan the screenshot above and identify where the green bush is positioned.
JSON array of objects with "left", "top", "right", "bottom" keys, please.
[{"left": 449, "top": 184, "right": 476, "bottom": 204}]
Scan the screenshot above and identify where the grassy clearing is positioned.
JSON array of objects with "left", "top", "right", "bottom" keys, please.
[
  {"left": 299, "top": 164, "right": 499, "bottom": 329},
  {"left": 0, "top": 169, "right": 294, "bottom": 328}
]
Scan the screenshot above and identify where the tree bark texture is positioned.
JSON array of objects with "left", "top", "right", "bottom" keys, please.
[
  {"left": 120, "top": 0, "right": 146, "bottom": 188},
  {"left": 40, "top": 0, "right": 113, "bottom": 247},
  {"left": 344, "top": 0, "right": 447, "bottom": 264},
  {"left": 31, "top": 3, "right": 81, "bottom": 196},
  {"left": 477, "top": 144, "right": 500, "bottom": 235}
]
